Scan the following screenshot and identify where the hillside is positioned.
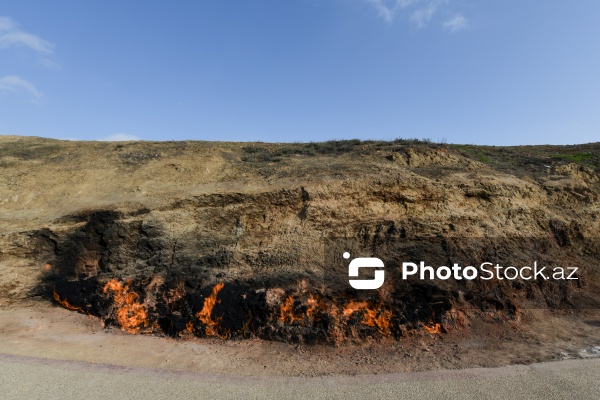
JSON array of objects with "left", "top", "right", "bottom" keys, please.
[{"left": 0, "top": 135, "right": 599, "bottom": 373}]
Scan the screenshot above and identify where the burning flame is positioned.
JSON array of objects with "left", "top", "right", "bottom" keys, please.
[
  {"left": 103, "top": 279, "right": 148, "bottom": 334},
  {"left": 186, "top": 320, "right": 194, "bottom": 333},
  {"left": 362, "top": 308, "right": 392, "bottom": 334},
  {"left": 53, "top": 291, "right": 86, "bottom": 313},
  {"left": 195, "top": 283, "right": 228, "bottom": 338},
  {"left": 342, "top": 300, "right": 392, "bottom": 334},
  {"left": 279, "top": 296, "right": 300, "bottom": 324},
  {"left": 241, "top": 316, "right": 254, "bottom": 338},
  {"left": 305, "top": 293, "right": 321, "bottom": 321},
  {"left": 279, "top": 293, "right": 325, "bottom": 324},
  {"left": 423, "top": 320, "right": 442, "bottom": 334},
  {"left": 55, "top": 273, "right": 452, "bottom": 342},
  {"left": 342, "top": 300, "right": 369, "bottom": 318}
]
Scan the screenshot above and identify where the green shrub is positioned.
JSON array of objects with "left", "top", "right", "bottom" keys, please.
[{"left": 551, "top": 153, "right": 595, "bottom": 164}]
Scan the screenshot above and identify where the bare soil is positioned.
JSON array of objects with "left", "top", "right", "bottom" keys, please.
[{"left": 1, "top": 302, "right": 599, "bottom": 376}]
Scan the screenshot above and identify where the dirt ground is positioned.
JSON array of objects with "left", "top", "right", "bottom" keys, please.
[{"left": 0, "top": 301, "right": 598, "bottom": 377}]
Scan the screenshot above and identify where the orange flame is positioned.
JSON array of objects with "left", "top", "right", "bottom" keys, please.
[
  {"left": 186, "top": 320, "right": 194, "bottom": 333},
  {"left": 362, "top": 308, "right": 392, "bottom": 334},
  {"left": 195, "top": 283, "right": 228, "bottom": 338},
  {"left": 279, "top": 295, "right": 300, "bottom": 324},
  {"left": 305, "top": 293, "right": 321, "bottom": 320},
  {"left": 241, "top": 316, "right": 254, "bottom": 337},
  {"left": 53, "top": 291, "right": 86, "bottom": 313},
  {"left": 342, "top": 300, "right": 369, "bottom": 317},
  {"left": 342, "top": 300, "right": 392, "bottom": 334},
  {"left": 103, "top": 279, "right": 148, "bottom": 334},
  {"left": 423, "top": 321, "right": 442, "bottom": 334},
  {"left": 54, "top": 273, "right": 451, "bottom": 341}
]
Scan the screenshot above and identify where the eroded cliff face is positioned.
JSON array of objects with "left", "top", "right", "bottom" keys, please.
[{"left": 1, "top": 137, "right": 599, "bottom": 343}]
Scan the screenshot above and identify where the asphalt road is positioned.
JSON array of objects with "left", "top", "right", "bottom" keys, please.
[{"left": 1, "top": 353, "right": 598, "bottom": 399}]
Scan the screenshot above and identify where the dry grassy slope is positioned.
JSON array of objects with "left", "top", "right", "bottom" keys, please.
[{"left": 1, "top": 135, "right": 599, "bottom": 305}]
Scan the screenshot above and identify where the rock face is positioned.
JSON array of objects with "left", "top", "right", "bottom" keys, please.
[{"left": 1, "top": 136, "right": 599, "bottom": 343}]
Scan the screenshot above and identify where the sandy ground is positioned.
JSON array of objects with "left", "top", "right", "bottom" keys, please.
[{"left": 0, "top": 302, "right": 599, "bottom": 378}]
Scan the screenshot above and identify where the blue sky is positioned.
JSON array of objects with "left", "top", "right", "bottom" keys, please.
[{"left": 1, "top": 1, "right": 599, "bottom": 145}]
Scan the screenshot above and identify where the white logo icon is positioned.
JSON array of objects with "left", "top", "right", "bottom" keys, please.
[{"left": 345, "top": 252, "right": 385, "bottom": 290}]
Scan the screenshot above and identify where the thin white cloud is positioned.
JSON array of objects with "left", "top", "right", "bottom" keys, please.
[
  {"left": 364, "top": 0, "right": 417, "bottom": 23},
  {"left": 0, "top": 75, "right": 42, "bottom": 100},
  {"left": 100, "top": 134, "right": 141, "bottom": 142},
  {"left": 362, "top": 0, "right": 464, "bottom": 30},
  {"left": 40, "top": 58, "right": 61, "bottom": 69},
  {"left": 0, "top": 16, "right": 54, "bottom": 53},
  {"left": 0, "top": 16, "right": 17, "bottom": 32},
  {"left": 410, "top": 1, "right": 442, "bottom": 28},
  {"left": 443, "top": 14, "right": 468, "bottom": 32}
]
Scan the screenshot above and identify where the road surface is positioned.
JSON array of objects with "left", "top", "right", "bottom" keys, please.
[{"left": 1, "top": 352, "right": 598, "bottom": 399}]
